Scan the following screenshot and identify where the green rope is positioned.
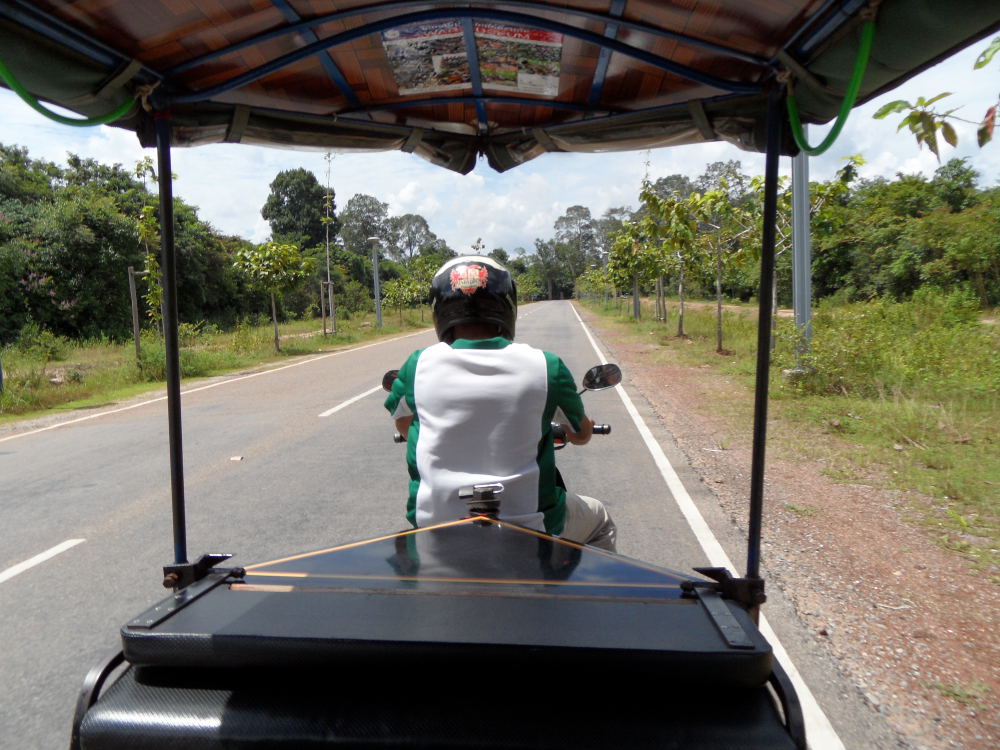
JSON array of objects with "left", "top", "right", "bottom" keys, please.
[
  {"left": 786, "top": 19, "right": 876, "bottom": 156},
  {"left": 0, "top": 55, "right": 136, "bottom": 126}
]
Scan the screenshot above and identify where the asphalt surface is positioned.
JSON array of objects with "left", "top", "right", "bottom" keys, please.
[{"left": 0, "top": 301, "right": 892, "bottom": 749}]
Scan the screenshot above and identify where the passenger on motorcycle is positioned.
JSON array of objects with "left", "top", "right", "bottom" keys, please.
[{"left": 384, "top": 256, "right": 617, "bottom": 551}]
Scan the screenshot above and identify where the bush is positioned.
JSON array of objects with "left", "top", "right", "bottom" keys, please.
[
  {"left": 775, "top": 292, "right": 1000, "bottom": 398},
  {"left": 230, "top": 317, "right": 269, "bottom": 354},
  {"left": 137, "top": 332, "right": 238, "bottom": 380},
  {"left": 177, "top": 321, "right": 205, "bottom": 347},
  {"left": 338, "top": 280, "right": 374, "bottom": 315},
  {"left": 14, "top": 321, "right": 66, "bottom": 361}
]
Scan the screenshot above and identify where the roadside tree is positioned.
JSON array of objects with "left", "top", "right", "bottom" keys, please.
[
  {"left": 261, "top": 168, "right": 331, "bottom": 249},
  {"left": 233, "top": 241, "right": 315, "bottom": 352}
]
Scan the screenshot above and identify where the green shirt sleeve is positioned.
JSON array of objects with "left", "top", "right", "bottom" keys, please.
[
  {"left": 544, "top": 352, "right": 585, "bottom": 430},
  {"left": 384, "top": 349, "right": 422, "bottom": 419}
]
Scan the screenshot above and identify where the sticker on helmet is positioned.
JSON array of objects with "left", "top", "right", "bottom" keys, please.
[{"left": 449, "top": 264, "right": 488, "bottom": 295}]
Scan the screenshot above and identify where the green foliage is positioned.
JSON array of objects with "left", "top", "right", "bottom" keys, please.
[
  {"left": 513, "top": 267, "right": 543, "bottom": 302},
  {"left": 13, "top": 320, "right": 66, "bottom": 360},
  {"left": 774, "top": 289, "right": 998, "bottom": 398},
  {"left": 584, "top": 295, "right": 999, "bottom": 571},
  {"left": 1, "top": 144, "right": 269, "bottom": 344},
  {"left": 874, "top": 93, "right": 958, "bottom": 159},
  {"left": 874, "top": 36, "right": 999, "bottom": 154},
  {"left": 390, "top": 213, "right": 442, "bottom": 262},
  {"left": 1, "top": 143, "right": 57, "bottom": 202},
  {"left": 233, "top": 241, "right": 314, "bottom": 292},
  {"left": 0, "top": 314, "right": 417, "bottom": 420},
  {"left": 176, "top": 321, "right": 207, "bottom": 347},
  {"left": 233, "top": 240, "right": 316, "bottom": 351},
  {"left": 230, "top": 316, "right": 270, "bottom": 354},
  {"left": 137, "top": 332, "right": 241, "bottom": 381},
  {"left": 337, "top": 279, "right": 374, "bottom": 316},
  {"left": 809, "top": 163, "right": 997, "bottom": 305},
  {"left": 576, "top": 266, "right": 613, "bottom": 299},
  {"left": 136, "top": 203, "right": 162, "bottom": 327},
  {"left": 261, "top": 168, "right": 331, "bottom": 248},
  {"left": 338, "top": 193, "right": 392, "bottom": 254},
  {"left": 382, "top": 276, "right": 423, "bottom": 307},
  {"left": 16, "top": 185, "right": 144, "bottom": 339},
  {"left": 0, "top": 238, "right": 30, "bottom": 342}
]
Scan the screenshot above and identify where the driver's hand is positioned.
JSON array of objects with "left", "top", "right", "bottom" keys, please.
[{"left": 563, "top": 416, "right": 594, "bottom": 446}]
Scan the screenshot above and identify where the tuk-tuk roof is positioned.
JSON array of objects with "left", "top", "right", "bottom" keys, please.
[{"left": 2, "top": 1, "right": 997, "bottom": 173}]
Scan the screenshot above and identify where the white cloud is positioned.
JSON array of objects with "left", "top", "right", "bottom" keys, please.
[{"left": 2, "top": 40, "right": 996, "bottom": 255}]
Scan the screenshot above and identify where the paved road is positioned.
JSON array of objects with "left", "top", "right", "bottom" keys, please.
[{"left": 0, "top": 302, "right": 892, "bottom": 749}]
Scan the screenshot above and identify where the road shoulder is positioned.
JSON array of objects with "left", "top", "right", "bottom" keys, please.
[{"left": 577, "top": 304, "right": 998, "bottom": 750}]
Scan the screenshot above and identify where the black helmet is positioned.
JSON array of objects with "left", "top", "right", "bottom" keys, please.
[{"left": 430, "top": 256, "right": 517, "bottom": 343}]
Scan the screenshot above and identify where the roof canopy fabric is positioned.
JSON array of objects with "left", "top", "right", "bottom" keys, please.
[{"left": 1, "top": 1, "right": 997, "bottom": 173}]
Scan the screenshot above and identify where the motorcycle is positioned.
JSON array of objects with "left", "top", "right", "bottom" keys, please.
[{"left": 382, "top": 362, "right": 618, "bottom": 539}]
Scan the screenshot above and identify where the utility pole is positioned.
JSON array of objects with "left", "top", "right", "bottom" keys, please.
[
  {"left": 368, "top": 236, "right": 383, "bottom": 328},
  {"left": 323, "top": 153, "right": 336, "bottom": 334},
  {"left": 791, "top": 126, "right": 813, "bottom": 363}
]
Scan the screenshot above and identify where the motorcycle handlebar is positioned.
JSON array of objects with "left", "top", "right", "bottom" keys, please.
[
  {"left": 394, "top": 424, "right": 610, "bottom": 444},
  {"left": 550, "top": 423, "right": 611, "bottom": 442}
]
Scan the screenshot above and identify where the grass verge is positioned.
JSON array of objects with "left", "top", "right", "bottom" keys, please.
[
  {"left": 0, "top": 311, "right": 432, "bottom": 425},
  {"left": 581, "top": 294, "right": 999, "bottom": 577}
]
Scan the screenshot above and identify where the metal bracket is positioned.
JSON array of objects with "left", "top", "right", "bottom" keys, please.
[
  {"left": 460, "top": 483, "right": 504, "bottom": 519},
  {"left": 162, "top": 552, "right": 240, "bottom": 590},
  {"left": 682, "top": 567, "right": 766, "bottom": 610},
  {"left": 129, "top": 560, "right": 245, "bottom": 631},
  {"left": 691, "top": 587, "right": 755, "bottom": 649},
  {"left": 680, "top": 568, "right": 765, "bottom": 650}
]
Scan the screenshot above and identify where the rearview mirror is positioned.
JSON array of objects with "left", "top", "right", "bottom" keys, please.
[
  {"left": 581, "top": 364, "right": 622, "bottom": 391},
  {"left": 382, "top": 370, "right": 399, "bottom": 392}
]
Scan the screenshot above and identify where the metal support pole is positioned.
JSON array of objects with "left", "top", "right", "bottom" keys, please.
[
  {"left": 746, "top": 87, "right": 782, "bottom": 583},
  {"left": 320, "top": 279, "right": 327, "bottom": 335},
  {"left": 369, "top": 236, "right": 383, "bottom": 328},
  {"left": 324, "top": 155, "right": 336, "bottom": 335},
  {"left": 154, "top": 111, "right": 187, "bottom": 565},
  {"left": 791, "top": 125, "right": 813, "bottom": 358}
]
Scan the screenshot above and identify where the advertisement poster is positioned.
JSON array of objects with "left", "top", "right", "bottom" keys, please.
[{"left": 382, "top": 20, "right": 562, "bottom": 96}]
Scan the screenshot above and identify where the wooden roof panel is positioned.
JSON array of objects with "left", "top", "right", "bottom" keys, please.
[{"left": 3, "top": 0, "right": 997, "bottom": 172}]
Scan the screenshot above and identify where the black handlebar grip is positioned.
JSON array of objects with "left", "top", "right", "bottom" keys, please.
[
  {"left": 393, "top": 432, "right": 406, "bottom": 443},
  {"left": 593, "top": 424, "right": 611, "bottom": 435}
]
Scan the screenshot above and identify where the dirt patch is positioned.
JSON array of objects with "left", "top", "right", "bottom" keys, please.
[{"left": 579, "top": 306, "right": 999, "bottom": 750}]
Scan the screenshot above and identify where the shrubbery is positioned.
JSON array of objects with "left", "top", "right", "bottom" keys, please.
[{"left": 775, "top": 288, "right": 999, "bottom": 398}]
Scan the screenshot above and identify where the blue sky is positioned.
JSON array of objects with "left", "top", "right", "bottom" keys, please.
[{"left": 1, "top": 42, "right": 996, "bottom": 255}]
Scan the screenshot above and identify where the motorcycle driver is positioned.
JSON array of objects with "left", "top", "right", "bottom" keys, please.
[{"left": 384, "top": 255, "right": 617, "bottom": 551}]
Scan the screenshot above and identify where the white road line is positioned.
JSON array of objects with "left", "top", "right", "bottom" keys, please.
[
  {"left": 0, "top": 329, "right": 430, "bottom": 444},
  {"left": 0, "top": 539, "right": 85, "bottom": 584},
  {"left": 571, "top": 306, "right": 845, "bottom": 750},
  {"left": 318, "top": 385, "right": 384, "bottom": 418}
]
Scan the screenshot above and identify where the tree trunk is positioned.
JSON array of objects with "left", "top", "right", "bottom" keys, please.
[
  {"left": 632, "top": 275, "right": 641, "bottom": 320},
  {"left": 270, "top": 292, "right": 280, "bottom": 352}
]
